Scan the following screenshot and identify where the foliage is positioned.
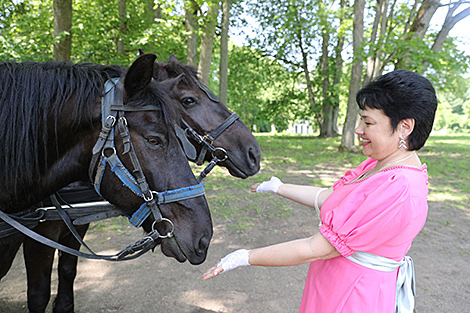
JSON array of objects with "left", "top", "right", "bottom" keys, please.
[
  {"left": 0, "top": 0, "right": 469, "bottom": 134},
  {"left": 0, "top": 0, "right": 54, "bottom": 61},
  {"left": 434, "top": 76, "right": 470, "bottom": 134},
  {"left": 0, "top": 0, "right": 187, "bottom": 65},
  {"left": 226, "top": 45, "right": 312, "bottom": 131}
]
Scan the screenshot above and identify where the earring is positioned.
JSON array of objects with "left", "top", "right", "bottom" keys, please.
[{"left": 398, "top": 137, "right": 407, "bottom": 151}]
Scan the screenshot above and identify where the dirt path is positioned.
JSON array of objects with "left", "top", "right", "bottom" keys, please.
[{"left": 1, "top": 167, "right": 469, "bottom": 313}]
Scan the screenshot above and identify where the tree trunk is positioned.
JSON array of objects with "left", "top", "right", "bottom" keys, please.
[
  {"left": 364, "top": 0, "right": 388, "bottom": 84},
  {"left": 330, "top": 0, "right": 347, "bottom": 135},
  {"left": 146, "top": 0, "right": 161, "bottom": 20},
  {"left": 144, "top": 0, "right": 161, "bottom": 54},
  {"left": 409, "top": 0, "right": 440, "bottom": 39},
  {"left": 117, "top": 0, "right": 127, "bottom": 55},
  {"left": 53, "top": 0, "right": 72, "bottom": 61},
  {"left": 319, "top": 27, "right": 334, "bottom": 137},
  {"left": 185, "top": 0, "right": 198, "bottom": 67},
  {"left": 395, "top": 0, "right": 439, "bottom": 68},
  {"left": 295, "top": 27, "right": 316, "bottom": 123},
  {"left": 198, "top": 0, "right": 220, "bottom": 85},
  {"left": 219, "top": 0, "right": 230, "bottom": 104},
  {"left": 340, "top": 0, "right": 365, "bottom": 152},
  {"left": 431, "top": 2, "right": 470, "bottom": 52}
]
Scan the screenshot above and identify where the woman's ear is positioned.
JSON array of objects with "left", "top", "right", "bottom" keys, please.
[{"left": 399, "top": 118, "right": 415, "bottom": 139}]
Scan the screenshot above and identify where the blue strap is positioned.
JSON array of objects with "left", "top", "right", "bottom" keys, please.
[
  {"left": 128, "top": 183, "right": 205, "bottom": 228},
  {"left": 128, "top": 203, "right": 152, "bottom": 228},
  {"left": 107, "top": 153, "right": 143, "bottom": 197},
  {"left": 93, "top": 154, "right": 143, "bottom": 198},
  {"left": 155, "top": 183, "right": 205, "bottom": 204}
]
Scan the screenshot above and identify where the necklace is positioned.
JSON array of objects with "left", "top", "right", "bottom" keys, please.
[{"left": 350, "top": 152, "right": 418, "bottom": 184}]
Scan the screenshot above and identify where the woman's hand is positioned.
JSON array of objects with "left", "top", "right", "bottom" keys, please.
[
  {"left": 202, "top": 249, "right": 250, "bottom": 281},
  {"left": 202, "top": 263, "right": 224, "bottom": 281},
  {"left": 250, "top": 176, "right": 283, "bottom": 193}
]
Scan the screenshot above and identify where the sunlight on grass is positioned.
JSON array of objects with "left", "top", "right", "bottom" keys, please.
[
  {"left": 89, "top": 135, "right": 470, "bottom": 232},
  {"left": 203, "top": 134, "right": 470, "bottom": 230},
  {"left": 428, "top": 191, "right": 467, "bottom": 203}
]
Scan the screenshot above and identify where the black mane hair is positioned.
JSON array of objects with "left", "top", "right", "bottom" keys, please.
[{"left": 0, "top": 61, "right": 123, "bottom": 195}]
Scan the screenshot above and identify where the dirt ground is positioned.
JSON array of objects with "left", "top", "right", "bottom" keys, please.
[{"left": 0, "top": 165, "right": 469, "bottom": 313}]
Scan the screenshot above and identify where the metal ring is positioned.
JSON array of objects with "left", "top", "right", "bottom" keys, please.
[
  {"left": 143, "top": 191, "right": 154, "bottom": 202},
  {"left": 118, "top": 116, "right": 128, "bottom": 126},
  {"left": 102, "top": 147, "right": 116, "bottom": 157},
  {"left": 105, "top": 115, "right": 116, "bottom": 126},
  {"left": 213, "top": 147, "right": 228, "bottom": 162},
  {"left": 151, "top": 218, "right": 175, "bottom": 239}
]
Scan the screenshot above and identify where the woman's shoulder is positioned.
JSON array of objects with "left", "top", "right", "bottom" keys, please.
[{"left": 336, "top": 158, "right": 376, "bottom": 186}]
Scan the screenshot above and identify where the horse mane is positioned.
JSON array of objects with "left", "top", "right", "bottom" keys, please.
[{"left": 0, "top": 61, "right": 123, "bottom": 195}]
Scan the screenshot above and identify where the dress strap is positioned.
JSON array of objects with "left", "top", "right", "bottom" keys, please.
[{"left": 346, "top": 251, "right": 415, "bottom": 313}]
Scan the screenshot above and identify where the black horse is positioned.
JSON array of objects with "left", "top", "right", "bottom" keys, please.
[
  {"left": 2, "top": 54, "right": 262, "bottom": 313},
  {"left": 0, "top": 54, "right": 215, "bottom": 307}
]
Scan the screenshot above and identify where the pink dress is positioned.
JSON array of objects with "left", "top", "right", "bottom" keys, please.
[{"left": 299, "top": 158, "right": 428, "bottom": 313}]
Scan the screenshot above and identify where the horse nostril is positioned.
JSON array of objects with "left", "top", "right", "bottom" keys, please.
[
  {"left": 248, "top": 146, "right": 260, "bottom": 169},
  {"left": 197, "top": 235, "right": 211, "bottom": 256}
]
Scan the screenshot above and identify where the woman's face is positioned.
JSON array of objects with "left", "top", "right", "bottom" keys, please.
[{"left": 355, "top": 107, "right": 401, "bottom": 161}]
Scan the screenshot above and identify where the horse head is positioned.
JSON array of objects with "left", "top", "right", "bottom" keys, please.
[
  {"left": 152, "top": 54, "right": 262, "bottom": 179},
  {"left": 94, "top": 54, "right": 213, "bottom": 265}
]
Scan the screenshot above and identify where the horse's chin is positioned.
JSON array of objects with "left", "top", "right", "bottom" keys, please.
[
  {"left": 160, "top": 237, "right": 188, "bottom": 263},
  {"left": 223, "top": 159, "right": 251, "bottom": 179}
]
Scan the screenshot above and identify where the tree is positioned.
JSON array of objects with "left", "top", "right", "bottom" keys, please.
[
  {"left": 340, "top": 0, "right": 470, "bottom": 150},
  {"left": 185, "top": 0, "right": 199, "bottom": 67},
  {"left": 53, "top": 0, "right": 72, "bottom": 61},
  {"left": 116, "top": 0, "right": 127, "bottom": 55},
  {"left": 219, "top": 0, "right": 230, "bottom": 104},
  {"left": 340, "top": 0, "right": 364, "bottom": 152},
  {"left": 317, "top": 1, "right": 349, "bottom": 137},
  {"left": 242, "top": 0, "right": 341, "bottom": 133},
  {"left": 198, "top": 0, "right": 220, "bottom": 85}
]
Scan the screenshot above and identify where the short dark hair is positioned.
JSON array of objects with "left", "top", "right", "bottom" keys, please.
[{"left": 356, "top": 70, "right": 438, "bottom": 150}]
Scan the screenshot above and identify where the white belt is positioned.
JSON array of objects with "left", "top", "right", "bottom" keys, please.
[{"left": 346, "top": 251, "right": 416, "bottom": 313}]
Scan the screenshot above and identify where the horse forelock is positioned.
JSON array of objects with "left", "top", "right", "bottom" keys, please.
[
  {"left": 0, "top": 61, "right": 124, "bottom": 196},
  {"left": 128, "top": 82, "right": 182, "bottom": 129}
]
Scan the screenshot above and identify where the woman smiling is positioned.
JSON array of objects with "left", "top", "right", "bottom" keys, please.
[{"left": 203, "top": 70, "right": 438, "bottom": 313}]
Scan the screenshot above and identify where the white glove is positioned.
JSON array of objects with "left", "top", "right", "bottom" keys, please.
[
  {"left": 256, "top": 176, "right": 283, "bottom": 193},
  {"left": 218, "top": 249, "right": 251, "bottom": 273}
]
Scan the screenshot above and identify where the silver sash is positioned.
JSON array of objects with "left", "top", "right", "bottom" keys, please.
[{"left": 346, "top": 251, "right": 415, "bottom": 313}]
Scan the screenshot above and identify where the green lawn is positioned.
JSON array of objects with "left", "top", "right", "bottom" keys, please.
[
  {"left": 90, "top": 134, "right": 470, "bottom": 232},
  {"left": 202, "top": 134, "right": 470, "bottom": 230}
]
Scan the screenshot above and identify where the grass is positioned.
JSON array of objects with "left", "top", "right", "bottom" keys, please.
[
  {"left": 203, "top": 134, "right": 470, "bottom": 230},
  {"left": 419, "top": 135, "right": 470, "bottom": 210},
  {"left": 90, "top": 134, "right": 470, "bottom": 232}
]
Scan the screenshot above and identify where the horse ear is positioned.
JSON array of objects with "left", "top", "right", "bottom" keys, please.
[
  {"left": 124, "top": 54, "right": 157, "bottom": 97},
  {"left": 168, "top": 54, "right": 181, "bottom": 65},
  {"left": 160, "top": 73, "right": 185, "bottom": 91},
  {"left": 138, "top": 48, "right": 145, "bottom": 55},
  {"left": 153, "top": 61, "right": 168, "bottom": 81}
]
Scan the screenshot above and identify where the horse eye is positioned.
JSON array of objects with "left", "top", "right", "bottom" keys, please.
[
  {"left": 182, "top": 97, "right": 197, "bottom": 107},
  {"left": 147, "top": 137, "right": 162, "bottom": 146}
]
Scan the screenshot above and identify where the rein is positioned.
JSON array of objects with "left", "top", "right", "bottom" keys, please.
[
  {"left": 0, "top": 78, "right": 239, "bottom": 261},
  {"left": 0, "top": 77, "right": 205, "bottom": 261}
]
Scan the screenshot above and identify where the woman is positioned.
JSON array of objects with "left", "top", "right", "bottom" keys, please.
[{"left": 202, "top": 70, "right": 438, "bottom": 313}]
